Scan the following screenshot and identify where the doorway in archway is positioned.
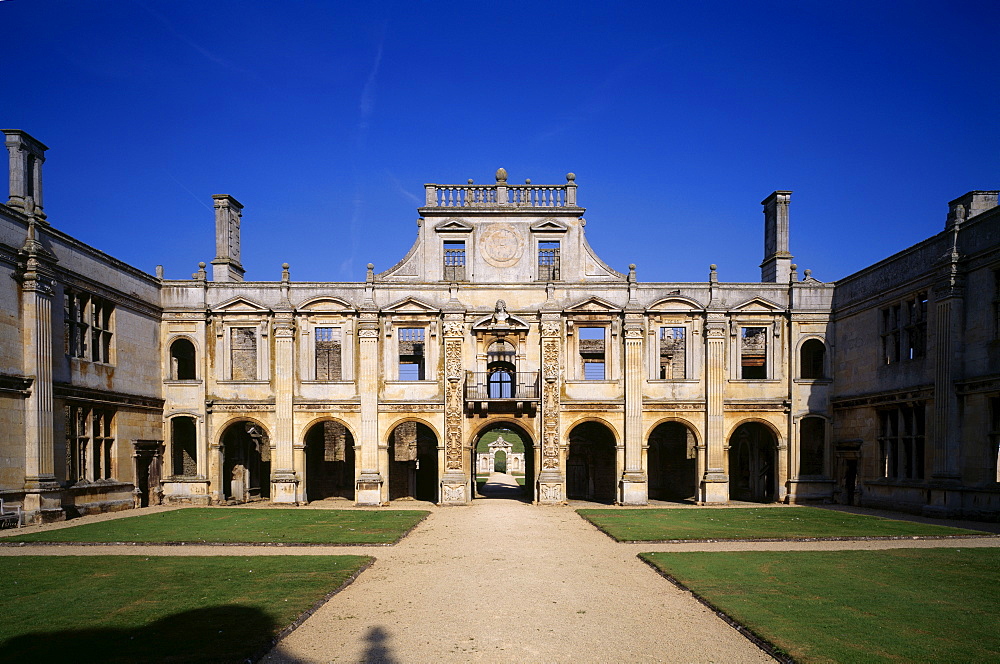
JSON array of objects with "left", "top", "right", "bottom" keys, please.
[
  {"left": 473, "top": 424, "right": 534, "bottom": 502},
  {"left": 566, "top": 422, "right": 617, "bottom": 503},
  {"left": 220, "top": 421, "right": 270, "bottom": 502},
  {"left": 388, "top": 422, "right": 438, "bottom": 502},
  {"left": 647, "top": 422, "right": 697, "bottom": 501},
  {"left": 304, "top": 421, "right": 355, "bottom": 501},
  {"left": 729, "top": 422, "right": 778, "bottom": 502}
]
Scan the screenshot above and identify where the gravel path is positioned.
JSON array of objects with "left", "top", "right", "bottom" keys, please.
[{"left": 4, "top": 476, "right": 998, "bottom": 663}]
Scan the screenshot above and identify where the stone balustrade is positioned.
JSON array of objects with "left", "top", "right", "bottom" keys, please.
[{"left": 424, "top": 171, "right": 578, "bottom": 208}]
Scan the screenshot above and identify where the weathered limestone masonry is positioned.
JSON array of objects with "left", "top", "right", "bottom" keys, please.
[{"left": 2, "top": 128, "right": 999, "bottom": 519}]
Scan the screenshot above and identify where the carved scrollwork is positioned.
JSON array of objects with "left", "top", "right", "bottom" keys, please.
[
  {"left": 540, "top": 320, "right": 561, "bottom": 337},
  {"left": 357, "top": 328, "right": 379, "bottom": 338},
  {"left": 443, "top": 321, "right": 466, "bottom": 337}
]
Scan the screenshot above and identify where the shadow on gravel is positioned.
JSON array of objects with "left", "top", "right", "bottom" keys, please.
[
  {"left": 477, "top": 475, "right": 529, "bottom": 502},
  {"left": 363, "top": 625, "right": 398, "bottom": 663}
]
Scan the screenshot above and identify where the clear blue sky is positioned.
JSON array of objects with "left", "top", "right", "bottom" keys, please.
[{"left": 4, "top": 0, "right": 998, "bottom": 284}]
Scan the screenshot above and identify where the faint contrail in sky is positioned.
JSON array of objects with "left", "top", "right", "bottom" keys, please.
[{"left": 165, "top": 171, "right": 213, "bottom": 211}]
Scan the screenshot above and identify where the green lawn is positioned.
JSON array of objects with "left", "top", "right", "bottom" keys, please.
[
  {"left": 0, "top": 555, "right": 371, "bottom": 663},
  {"left": 577, "top": 507, "right": 987, "bottom": 541},
  {"left": 641, "top": 548, "right": 1000, "bottom": 663},
  {"left": 4, "top": 508, "right": 428, "bottom": 544}
]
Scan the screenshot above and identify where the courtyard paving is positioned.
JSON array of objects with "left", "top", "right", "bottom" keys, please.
[{"left": 3, "top": 474, "right": 998, "bottom": 663}]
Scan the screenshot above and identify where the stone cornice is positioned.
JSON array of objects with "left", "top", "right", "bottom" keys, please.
[
  {"left": 54, "top": 384, "right": 164, "bottom": 411},
  {"left": 832, "top": 385, "right": 934, "bottom": 410}
]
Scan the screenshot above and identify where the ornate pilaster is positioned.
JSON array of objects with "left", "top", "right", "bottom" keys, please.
[
  {"left": 270, "top": 314, "right": 298, "bottom": 503},
  {"left": 356, "top": 311, "right": 383, "bottom": 505},
  {"left": 538, "top": 318, "right": 564, "bottom": 503},
  {"left": 17, "top": 221, "right": 62, "bottom": 521},
  {"left": 620, "top": 319, "right": 647, "bottom": 504},
  {"left": 702, "top": 314, "right": 729, "bottom": 503},
  {"left": 930, "top": 223, "right": 964, "bottom": 483},
  {"left": 440, "top": 318, "right": 468, "bottom": 504}
]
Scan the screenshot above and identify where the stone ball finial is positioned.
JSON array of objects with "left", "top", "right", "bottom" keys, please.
[
  {"left": 282, "top": 262, "right": 290, "bottom": 270},
  {"left": 198, "top": 262, "right": 206, "bottom": 268},
  {"left": 495, "top": 167, "right": 508, "bottom": 183},
  {"left": 629, "top": 263, "right": 636, "bottom": 270},
  {"left": 710, "top": 264, "right": 717, "bottom": 271},
  {"left": 467, "top": 179, "right": 474, "bottom": 185},
  {"left": 525, "top": 178, "right": 531, "bottom": 185},
  {"left": 566, "top": 173, "right": 576, "bottom": 182},
  {"left": 367, "top": 263, "right": 375, "bottom": 270},
  {"left": 790, "top": 263, "right": 797, "bottom": 271},
  {"left": 804, "top": 269, "right": 812, "bottom": 279}
]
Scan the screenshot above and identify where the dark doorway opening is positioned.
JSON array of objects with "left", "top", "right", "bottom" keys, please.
[
  {"left": 566, "top": 422, "right": 617, "bottom": 503},
  {"left": 221, "top": 422, "right": 271, "bottom": 502},
  {"left": 729, "top": 422, "right": 777, "bottom": 502},
  {"left": 647, "top": 422, "right": 697, "bottom": 501},
  {"left": 388, "top": 422, "right": 438, "bottom": 502},
  {"left": 304, "top": 421, "right": 355, "bottom": 501}
]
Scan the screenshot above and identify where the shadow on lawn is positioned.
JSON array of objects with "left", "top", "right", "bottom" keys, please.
[{"left": 0, "top": 605, "right": 307, "bottom": 664}]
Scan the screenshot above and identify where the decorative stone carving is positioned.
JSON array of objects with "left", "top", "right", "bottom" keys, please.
[
  {"left": 442, "top": 484, "right": 465, "bottom": 503},
  {"left": 443, "top": 321, "right": 465, "bottom": 338},
  {"left": 480, "top": 223, "right": 524, "bottom": 267},
  {"left": 357, "top": 328, "right": 379, "bottom": 338},
  {"left": 444, "top": 335, "right": 464, "bottom": 470},
  {"left": 540, "top": 320, "right": 560, "bottom": 337},
  {"left": 541, "top": 334, "right": 561, "bottom": 470},
  {"left": 540, "top": 483, "right": 562, "bottom": 503}
]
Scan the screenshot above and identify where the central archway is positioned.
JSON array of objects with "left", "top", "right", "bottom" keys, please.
[
  {"left": 566, "top": 421, "right": 617, "bottom": 503},
  {"left": 220, "top": 420, "right": 270, "bottom": 503},
  {"left": 303, "top": 420, "right": 355, "bottom": 501},
  {"left": 472, "top": 423, "right": 535, "bottom": 502},
  {"left": 729, "top": 422, "right": 778, "bottom": 502}
]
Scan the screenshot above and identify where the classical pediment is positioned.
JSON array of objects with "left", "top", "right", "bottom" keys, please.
[
  {"left": 211, "top": 296, "right": 270, "bottom": 313},
  {"left": 382, "top": 296, "right": 440, "bottom": 314},
  {"left": 565, "top": 296, "right": 621, "bottom": 313},
  {"left": 729, "top": 296, "right": 783, "bottom": 312},
  {"left": 647, "top": 295, "right": 705, "bottom": 312},
  {"left": 296, "top": 296, "right": 355, "bottom": 312},
  {"left": 530, "top": 218, "right": 568, "bottom": 233},
  {"left": 433, "top": 219, "right": 474, "bottom": 233}
]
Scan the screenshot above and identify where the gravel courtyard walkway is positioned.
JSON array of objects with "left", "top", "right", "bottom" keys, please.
[{"left": 262, "top": 473, "right": 772, "bottom": 663}]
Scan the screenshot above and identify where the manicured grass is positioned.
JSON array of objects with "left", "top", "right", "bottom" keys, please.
[
  {"left": 0, "top": 554, "right": 371, "bottom": 663},
  {"left": 577, "top": 507, "right": 987, "bottom": 541},
  {"left": 641, "top": 548, "right": 1000, "bottom": 663},
  {"left": 4, "top": 508, "right": 428, "bottom": 544}
]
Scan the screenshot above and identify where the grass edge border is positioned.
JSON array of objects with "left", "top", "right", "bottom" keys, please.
[{"left": 637, "top": 553, "right": 793, "bottom": 664}]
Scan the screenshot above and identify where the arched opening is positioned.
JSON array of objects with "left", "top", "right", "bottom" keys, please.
[
  {"left": 799, "top": 416, "right": 826, "bottom": 477},
  {"left": 220, "top": 421, "right": 270, "bottom": 503},
  {"left": 473, "top": 424, "right": 534, "bottom": 501},
  {"left": 171, "top": 416, "right": 197, "bottom": 477},
  {"left": 800, "top": 339, "right": 826, "bottom": 379},
  {"left": 169, "top": 338, "right": 197, "bottom": 380},
  {"left": 566, "top": 421, "right": 617, "bottom": 503},
  {"left": 486, "top": 340, "right": 516, "bottom": 399},
  {"left": 647, "top": 421, "right": 697, "bottom": 501},
  {"left": 388, "top": 422, "right": 438, "bottom": 502},
  {"left": 303, "top": 420, "right": 355, "bottom": 501},
  {"left": 729, "top": 422, "right": 777, "bottom": 503}
]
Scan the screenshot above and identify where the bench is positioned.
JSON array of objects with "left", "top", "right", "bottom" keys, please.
[{"left": 0, "top": 499, "right": 22, "bottom": 528}]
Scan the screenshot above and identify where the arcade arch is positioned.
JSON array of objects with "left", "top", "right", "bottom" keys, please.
[
  {"left": 388, "top": 421, "right": 438, "bottom": 502},
  {"left": 566, "top": 421, "right": 617, "bottom": 502},
  {"left": 647, "top": 421, "right": 698, "bottom": 501},
  {"left": 471, "top": 422, "right": 535, "bottom": 502},
  {"left": 728, "top": 421, "right": 778, "bottom": 502},
  {"left": 303, "top": 419, "right": 355, "bottom": 501},
  {"left": 219, "top": 420, "right": 270, "bottom": 502}
]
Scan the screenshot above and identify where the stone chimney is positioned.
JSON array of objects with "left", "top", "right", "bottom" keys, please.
[
  {"left": 946, "top": 191, "right": 999, "bottom": 227},
  {"left": 211, "top": 194, "right": 245, "bottom": 282},
  {"left": 760, "top": 190, "right": 792, "bottom": 283},
  {"left": 3, "top": 130, "right": 48, "bottom": 222}
]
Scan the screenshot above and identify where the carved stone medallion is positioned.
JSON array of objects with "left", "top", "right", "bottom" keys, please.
[{"left": 480, "top": 223, "right": 524, "bottom": 268}]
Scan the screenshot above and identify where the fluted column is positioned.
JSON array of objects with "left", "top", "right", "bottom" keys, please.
[
  {"left": 270, "top": 314, "right": 298, "bottom": 503},
  {"left": 355, "top": 312, "right": 383, "bottom": 505},
  {"left": 620, "top": 321, "right": 647, "bottom": 504},
  {"left": 440, "top": 317, "right": 468, "bottom": 504},
  {"left": 702, "top": 315, "right": 729, "bottom": 503}
]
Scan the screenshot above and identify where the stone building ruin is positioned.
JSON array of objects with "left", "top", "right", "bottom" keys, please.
[{"left": 2, "top": 129, "right": 999, "bottom": 522}]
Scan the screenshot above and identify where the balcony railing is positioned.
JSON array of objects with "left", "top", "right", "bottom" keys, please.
[
  {"left": 464, "top": 371, "right": 540, "bottom": 401},
  {"left": 423, "top": 170, "right": 578, "bottom": 209}
]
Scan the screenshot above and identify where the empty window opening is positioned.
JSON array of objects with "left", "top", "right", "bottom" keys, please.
[
  {"left": 659, "top": 327, "right": 686, "bottom": 379},
  {"left": 798, "top": 417, "right": 825, "bottom": 476},
  {"left": 315, "top": 327, "right": 342, "bottom": 381},
  {"left": 538, "top": 241, "right": 560, "bottom": 281},
  {"left": 799, "top": 339, "right": 826, "bottom": 379},
  {"left": 398, "top": 327, "right": 425, "bottom": 380},
  {"left": 443, "top": 241, "right": 466, "bottom": 281},
  {"left": 579, "top": 327, "right": 606, "bottom": 380},
  {"left": 230, "top": 327, "right": 257, "bottom": 380},
  {"left": 878, "top": 405, "right": 925, "bottom": 480},
  {"left": 740, "top": 327, "right": 767, "bottom": 379},
  {"left": 170, "top": 338, "right": 197, "bottom": 380},
  {"left": 904, "top": 293, "right": 927, "bottom": 360},
  {"left": 171, "top": 417, "right": 198, "bottom": 476},
  {"left": 64, "top": 291, "right": 113, "bottom": 363},
  {"left": 486, "top": 339, "right": 517, "bottom": 398},
  {"left": 66, "top": 404, "right": 115, "bottom": 483}
]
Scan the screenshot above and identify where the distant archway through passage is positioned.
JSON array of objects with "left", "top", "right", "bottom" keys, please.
[
  {"left": 388, "top": 422, "right": 438, "bottom": 502},
  {"left": 647, "top": 421, "right": 697, "bottom": 501},
  {"left": 729, "top": 422, "right": 778, "bottom": 502},
  {"left": 304, "top": 420, "right": 355, "bottom": 501},
  {"left": 566, "top": 421, "right": 617, "bottom": 503},
  {"left": 472, "top": 423, "right": 534, "bottom": 502}
]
